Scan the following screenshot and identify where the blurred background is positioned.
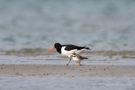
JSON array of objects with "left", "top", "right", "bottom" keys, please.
[{"left": 0, "top": 0, "right": 135, "bottom": 50}]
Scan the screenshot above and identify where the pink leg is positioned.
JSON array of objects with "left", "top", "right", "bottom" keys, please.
[
  {"left": 77, "top": 61, "right": 81, "bottom": 66},
  {"left": 66, "top": 56, "right": 72, "bottom": 66}
]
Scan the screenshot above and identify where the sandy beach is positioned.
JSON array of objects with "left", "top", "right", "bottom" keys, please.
[
  {"left": 0, "top": 64, "right": 135, "bottom": 90},
  {"left": 0, "top": 64, "right": 135, "bottom": 77}
]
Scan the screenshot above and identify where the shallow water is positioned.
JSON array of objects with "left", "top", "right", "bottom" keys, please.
[
  {"left": 0, "top": 0, "right": 135, "bottom": 50},
  {"left": 0, "top": 77, "right": 135, "bottom": 90}
]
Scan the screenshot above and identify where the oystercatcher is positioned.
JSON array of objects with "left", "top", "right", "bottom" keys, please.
[
  {"left": 72, "top": 53, "right": 88, "bottom": 66},
  {"left": 47, "top": 43, "right": 90, "bottom": 66}
]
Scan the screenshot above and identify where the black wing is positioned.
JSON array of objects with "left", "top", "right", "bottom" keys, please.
[{"left": 63, "top": 44, "right": 88, "bottom": 51}]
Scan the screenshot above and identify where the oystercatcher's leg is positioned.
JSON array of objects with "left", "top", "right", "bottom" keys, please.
[{"left": 66, "top": 55, "right": 73, "bottom": 66}]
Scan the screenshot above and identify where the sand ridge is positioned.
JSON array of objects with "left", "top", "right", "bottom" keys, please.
[{"left": 0, "top": 64, "right": 135, "bottom": 77}]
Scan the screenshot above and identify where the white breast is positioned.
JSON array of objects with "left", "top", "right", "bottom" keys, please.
[{"left": 72, "top": 56, "right": 80, "bottom": 62}]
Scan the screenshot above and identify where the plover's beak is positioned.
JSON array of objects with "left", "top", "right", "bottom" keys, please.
[{"left": 47, "top": 46, "right": 55, "bottom": 52}]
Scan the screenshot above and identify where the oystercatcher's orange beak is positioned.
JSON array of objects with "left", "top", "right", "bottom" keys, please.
[{"left": 47, "top": 46, "right": 55, "bottom": 52}]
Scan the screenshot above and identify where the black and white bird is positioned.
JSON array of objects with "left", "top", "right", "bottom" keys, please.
[
  {"left": 72, "top": 53, "right": 88, "bottom": 66},
  {"left": 47, "top": 43, "right": 90, "bottom": 66}
]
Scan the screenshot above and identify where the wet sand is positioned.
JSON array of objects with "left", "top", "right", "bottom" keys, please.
[{"left": 0, "top": 64, "right": 135, "bottom": 77}]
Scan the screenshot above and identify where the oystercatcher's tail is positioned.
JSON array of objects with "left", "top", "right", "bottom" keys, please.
[{"left": 84, "top": 47, "right": 91, "bottom": 50}]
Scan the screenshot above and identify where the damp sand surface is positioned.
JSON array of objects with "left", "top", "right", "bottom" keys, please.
[
  {"left": 0, "top": 64, "right": 135, "bottom": 77},
  {"left": 0, "top": 65, "right": 135, "bottom": 90}
]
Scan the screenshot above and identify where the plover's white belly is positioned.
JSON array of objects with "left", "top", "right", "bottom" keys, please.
[{"left": 72, "top": 57, "right": 80, "bottom": 62}]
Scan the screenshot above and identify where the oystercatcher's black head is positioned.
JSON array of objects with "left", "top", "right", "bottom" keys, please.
[
  {"left": 47, "top": 43, "right": 62, "bottom": 52},
  {"left": 54, "top": 43, "right": 62, "bottom": 48}
]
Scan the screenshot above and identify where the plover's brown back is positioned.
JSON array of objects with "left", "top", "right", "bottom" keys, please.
[
  {"left": 76, "top": 54, "right": 88, "bottom": 60},
  {"left": 72, "top": 53, "right": 88, "bottom": 62}
]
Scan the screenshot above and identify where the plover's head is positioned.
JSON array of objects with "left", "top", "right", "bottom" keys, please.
[{"left": 72, "top": 53, "right": 78, "bottom": 57}]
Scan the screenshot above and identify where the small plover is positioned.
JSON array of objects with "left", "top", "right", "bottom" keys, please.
[{"left": 72, "top": 53, "right": 88, "bottom": 66}]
